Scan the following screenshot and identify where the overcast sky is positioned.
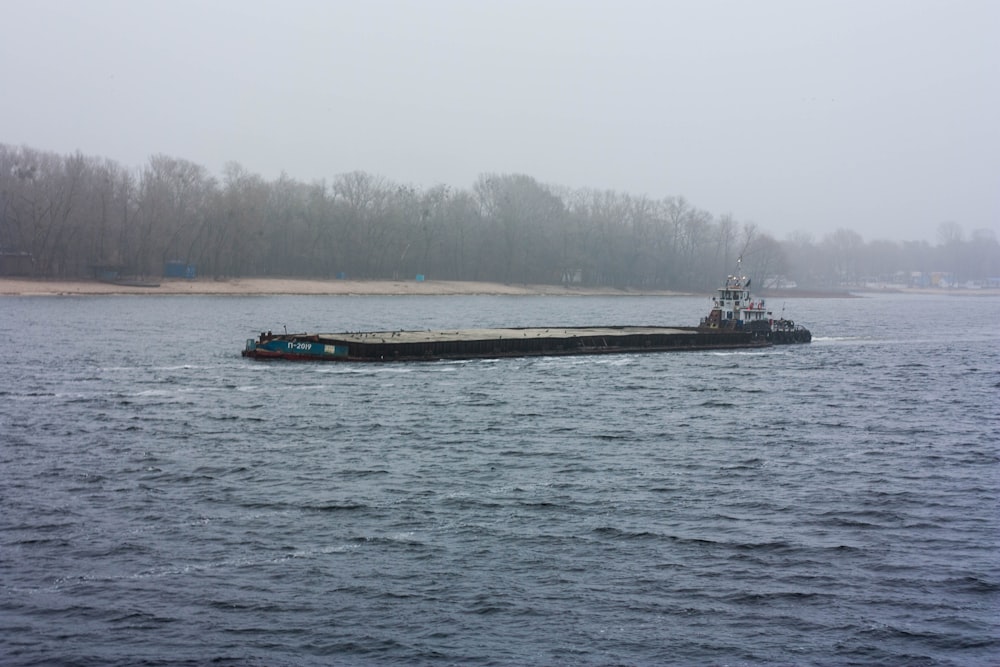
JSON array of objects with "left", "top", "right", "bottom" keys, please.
[{"left": 2, "top": 0, "right": 997, "bottom": 243}]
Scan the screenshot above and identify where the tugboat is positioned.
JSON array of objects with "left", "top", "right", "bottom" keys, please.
[{"left": 699, "top": 260, "right": 811, "bottom": 344}]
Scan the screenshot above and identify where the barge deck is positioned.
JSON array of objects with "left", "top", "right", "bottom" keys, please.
[{"left": 242, "top": 326, "right": 769, "bottom": 362}]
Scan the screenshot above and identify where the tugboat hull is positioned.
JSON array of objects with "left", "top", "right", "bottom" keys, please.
[{"left": 765, "top": 328, "right": 812, "bottom": 344}]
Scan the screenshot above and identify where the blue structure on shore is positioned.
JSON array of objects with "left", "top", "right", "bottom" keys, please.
[{"left": 164, "top": 261, "right": 196, "bottom": 279}]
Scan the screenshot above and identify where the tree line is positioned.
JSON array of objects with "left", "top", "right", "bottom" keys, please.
[{"left": 1, "top": 143, "right": 996, "bottom": 289}]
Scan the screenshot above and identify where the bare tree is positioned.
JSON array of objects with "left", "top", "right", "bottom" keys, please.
[
  {"left": 5, "top": 141, "right": 995, "bottom": 289},
  {"left": 822, "top": 228, "right": 865, "bottom": 286}
]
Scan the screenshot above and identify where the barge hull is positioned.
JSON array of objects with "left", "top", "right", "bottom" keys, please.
[{"left": 243, "top": 326, "right": 771, "bottom": 362}]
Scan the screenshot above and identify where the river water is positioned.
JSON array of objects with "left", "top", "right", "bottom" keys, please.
[{"left": 1, "top": 292, "right": 998, "bottom": 666}]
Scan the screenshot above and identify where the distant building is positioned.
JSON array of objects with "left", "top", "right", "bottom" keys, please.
[
  {"left": 930, "top": 271, "right": 954, "bottom": 288},
  {"left": 91, "top": 265, "right": 126, "bottom": 281},
  {"left": 0, "top": 250, "right": 34, "bottom": 276},
  {"left": 763, "top": 275, "right": 797, "bottom": 289},
  {"left": 562, "top": 269, "right": 583, "bottom": 284}
]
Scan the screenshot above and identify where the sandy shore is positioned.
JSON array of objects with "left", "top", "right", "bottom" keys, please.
[
  {"left": 3, "top": 278, "right": 996, "bottom": 297},
  {"left": 0, "top": 277, "right": 691, "bottom": 297}
]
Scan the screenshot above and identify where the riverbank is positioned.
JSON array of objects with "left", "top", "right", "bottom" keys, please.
[
  {"left": 0, "top": 278, "right": 691, "bottom": 297},
  {"left": 2, "top": 278, "right": 996, "bottom": 297}
]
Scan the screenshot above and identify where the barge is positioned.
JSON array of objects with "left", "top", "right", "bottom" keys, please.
[
  {"left": 242, "top": 265, "right": 810, "bottom": 362},
  {"left": 243, "top": 326, "right": 770, "bottom": 362}
]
